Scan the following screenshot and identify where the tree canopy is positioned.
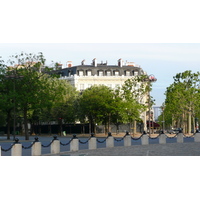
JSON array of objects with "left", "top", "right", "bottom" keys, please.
[
  {"left": 0, "top": 52, "right": 77, "bottom": 140},
  {"left": 162, "top": 70, "right": 200, "bottom": 133}
]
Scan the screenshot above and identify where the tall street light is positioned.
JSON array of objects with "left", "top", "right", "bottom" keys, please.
[
  {"left": 145, "top": 74, "right": 157, "bottom": 134},
  {"left": 160, "top": 105, "right": 165, "bottom": 133}
]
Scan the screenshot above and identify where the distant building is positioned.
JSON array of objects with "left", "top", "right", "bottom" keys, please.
[
  {"left": 55, "top": 58, "right": 146, "bottom": 91},
  {"left": 7, "top": 61, "right": 44, "bottom": 73},
  {"left": 153, "top": 106, "right": 161, "bottom": 121},
  {"left": 53, "top": 58, "right": 152, "bottom": 132}
]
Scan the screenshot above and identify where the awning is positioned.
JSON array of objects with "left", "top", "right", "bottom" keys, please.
[{"left": 146, "top": 121, "right": 160, "bottom": 128}]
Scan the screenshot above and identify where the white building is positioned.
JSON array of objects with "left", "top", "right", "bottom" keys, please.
[{"left": 55, "top": 58, "right": 150, "bottom": 132}]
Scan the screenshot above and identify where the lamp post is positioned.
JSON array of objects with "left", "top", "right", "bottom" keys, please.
[
  {"left": 145, "top": 74, "right": 157, "bottom": 134},
  {"left": 160, "top": 105, "right": 165, "bottom": 133}
]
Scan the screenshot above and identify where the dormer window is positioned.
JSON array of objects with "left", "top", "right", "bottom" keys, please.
[
  {"left": 125, "top": 71, "right": 130, "bottom": 76},
  {"left": 134, "top": 71, "right": 138, "bottom": 76},
  {"left": 114, "top": 71, "right": 119, "bottom": 76},
  {"left": 98, "top": 70, "right": 103, "bottom": 76},
  {"left": 106, "top": 70, "right": 111, "bottom": 76},
  {"left": 87, "top": 70, "right": 92, "bottom": 76},
  {"left": 79, "top": 70, "right": 84, "bottom": 76}
]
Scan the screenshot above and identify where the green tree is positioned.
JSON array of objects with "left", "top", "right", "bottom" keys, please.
[
  {"left": 50, "top": 82, "right": 78, "bottom": 135},
  {"left": 164, "top": 70, "right": 200, "bottom": 133},
  {"left": 0, "top": 56, "right": 17, "bottom": 139},
  {"left": 116, "top": 74, "right": 153, "bottom": 133},
  {"left": 77, "top": 85, "right": 115, "bottom": 133},
  {"left": 0, "top": 52, "right": 74, "bottom": 140}
]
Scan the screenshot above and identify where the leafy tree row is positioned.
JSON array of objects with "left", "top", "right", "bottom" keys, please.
[
  {"left": 0, "top": 52, "right": 77, "bottom": 140},
  {"left": 0, "top": 52, "right": 153, "bottom": 140},
  {"left": 158, "top": 70, "right": 200, "bottom": 133}
]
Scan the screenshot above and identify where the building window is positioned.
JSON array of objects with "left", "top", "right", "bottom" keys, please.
[
  {"left": 98, "top": 70, "right": 103, "bottom": 76},
  {"left": 114, "top": 71, "right": 119, "bottom": 76},
  {"left": 107, "top": 84, "right": 112, "bottom": 88},
  {"left": 106, "top": 71, "right": 111, "bottom": 76},
  {"left": 115, "top": 84, "right": 120, "bottom": 89},
  {"left": 87, "top": 70, "right": 92, "bottom": 76},
  {"left": 80, "top": 84, "right": 84, "bottom": 90},
  {"left": 79, "top": 70, "right": 84, "bottom": 76},
  {"left": 134, "top": 71, "right": 138, "bottom": 76},
  {"left": 125, "top": 71, "right": 130, "bottom": 76}
]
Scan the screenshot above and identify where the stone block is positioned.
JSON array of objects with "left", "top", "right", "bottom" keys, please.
[
  {"left": 32, "top": 142, "right": 42, "bottom": 156},
  {"left": 51, "top": 140, "right": 60, "bottom": 154},
  {"left": 70, "top": 139, "right": 79, "bottom": 151},
  {"left": 106, "top": 136, "right": 114, "bottom": 148},
  {"left": 11, "top": 143, "right": 22, "bottom": 156},
  {"left": 124, "top": 135, "right": 131, "bottom": 146},
  {"left": 141, "top": 135, "right": 149, "bottom": 145},
  {"left": 89, "top": 137, "right": 97, "bottom": 150}
]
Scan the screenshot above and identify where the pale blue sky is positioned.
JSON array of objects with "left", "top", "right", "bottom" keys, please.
[
  {"left": 1, "top": 43, "right": 200, "bottom": 107},
  {"left": 1, "top": 1, "right": 200, "bottom": 108}
]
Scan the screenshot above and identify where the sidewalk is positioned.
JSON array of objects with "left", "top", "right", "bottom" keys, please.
[{"left": 46, "top": 141, "right": 200, "bottom": 156}]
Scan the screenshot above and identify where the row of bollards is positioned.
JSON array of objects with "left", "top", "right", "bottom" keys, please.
[{"left": 1, "top": 133, "right": 200, "bottom": 156}]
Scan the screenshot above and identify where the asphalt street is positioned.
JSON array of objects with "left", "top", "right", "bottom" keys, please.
[{"left": 52, "top": 142, "right": 200, "bottom": 156}]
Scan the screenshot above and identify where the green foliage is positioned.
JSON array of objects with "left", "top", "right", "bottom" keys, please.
[
  {"left": 0, "top": 52, "right": 155, "bottom": 136},
  {"left": 77, "top": 85, "right": 115, "bottom": 125},
  {"left": 0, "top": 52, "right": 77, "bottom": 139},
  {"left": 77, "top": 76, "right": 151, "bottom": 133},
  {"left": 164, "top": 70, "right": 200, "bottom": 132}
]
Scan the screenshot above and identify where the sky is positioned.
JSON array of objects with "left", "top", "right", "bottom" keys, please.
[
  {"left": 1, "top": 43, "right": 200, "bottom": 107},
  {"left": 1, "top": 1, "right": 200, "bottom": 110},
  {"left": 1, "top": 1, "right": 200, "bottom": 108}
]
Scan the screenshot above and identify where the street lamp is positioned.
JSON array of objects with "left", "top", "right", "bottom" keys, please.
[
  {"left": 145, "top": 74, "right": 157, "bottom": 134},
  {"left": 160, "top": 105, "right": 165, "bottom": 133}
]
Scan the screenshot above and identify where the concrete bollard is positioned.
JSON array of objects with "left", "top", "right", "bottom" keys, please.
[
  {"left": 31, "top": 142, "right": 42, "bottom": 156},
  {"left": 141, "top": 134, "right": 149, "bottom": 145},
  {"left": 106, "top": 136, "right": 114, "bottom": 148},
  {"left": 89, "top": 137, "right": 97, "bottom": 150},
  {"left": 159, "top": 134, "right": 166, "bottom": 144},
  {"left": 194, "top": 133, "right": 200, "bottom": 142},
  {"left": 124, "top": 135, "right": 131, "bottom": 146},
  {"left": 177, "top": 133, "right": 183, "bottom": 143},
  {"left": 70, "top": 138, "right": 79, "bottom": 151},
  {"left": 51, "top": 140, "right": 60, "bottom": 154},
  {"left": 11, "top": 143, "right": 22, "bottom": 156}
]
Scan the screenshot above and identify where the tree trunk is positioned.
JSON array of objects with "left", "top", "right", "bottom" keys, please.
[
  {"left": 6, "top": 110, "right": 11, "bottom": 140},
  {"left": 23, "top": 108, "right": 29, "bottom": 140},
  {"left": 58, "top": 118, "right": 62, "bottom": 136},
  {"left": 133, "top": 120, "right": 137, "bottom": 134},
  {"left": 89, "top": 122, "right": 91, "bottom": 133},
  {"left": 188, "top": 111, "right": 191, "bottom": 134},
  {"left": 48, "top": 122, "right": 52, "bottom": 134},
  {"left": 192, "top": 116, "right": 195, "bottom": 133}
]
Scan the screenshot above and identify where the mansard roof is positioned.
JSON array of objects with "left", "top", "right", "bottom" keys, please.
[{"left": 56, "top": 64, "right": 143, "bottom": 76}]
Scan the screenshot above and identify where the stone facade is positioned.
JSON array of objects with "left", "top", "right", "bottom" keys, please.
[{"left": 54, "top": 58, "right": 149, "bottom": 132}]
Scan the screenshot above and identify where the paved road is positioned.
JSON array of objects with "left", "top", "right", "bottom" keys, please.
[{"left": 48, "top": 142, "right": 200, "bottom": 156}]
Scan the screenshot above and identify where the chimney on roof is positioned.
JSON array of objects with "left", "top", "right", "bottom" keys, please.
[
  {"left": 118, "top": 58, "right": 123, "bottom": 67},
  {"left": 67, "top": 61, "right": 73, "bottom": 68},
  {"left": 92, "top": 58, "right": 97, "bottom": 67},
  {"left": 126, "top": 61, "right": 135, "bottom": 66},
  {"left": 81, "top": 59, "right": 86, "bottom": 65}
]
